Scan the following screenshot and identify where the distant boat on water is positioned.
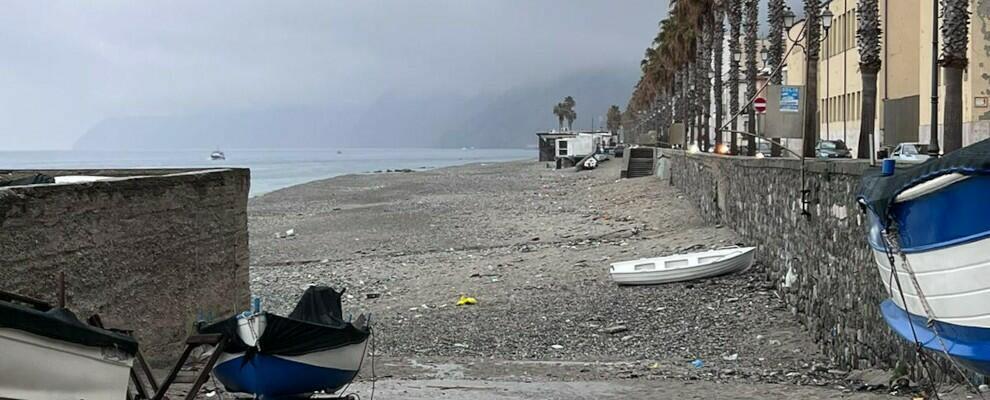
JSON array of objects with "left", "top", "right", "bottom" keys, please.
[{"left": 211, "top": 149, "right": 226, "bottom": 160}]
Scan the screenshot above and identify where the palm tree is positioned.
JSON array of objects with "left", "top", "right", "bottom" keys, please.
[
  {"left": 563, "top": 96, "right": 578, "bottom": 130},
  {"left": 856, "top": 0, "right": 881, "bottom": 159},
  {"left": 768, "top": 0, "right": 785, "bottom": 156},
  {"left": 553, "top": 103, "right": 565, "bottom": 130},
  {"left": 727, "top": 0, "right": 742, "bottom": 154},
  {"left": 941, "top": 0, "right": 970, "bottom": 152},
  {"left": 744, "top": 0, "right": 759, "bottom": 156},
  {"left": 607, "top": 105, "right": 622, "bottom": 133},
  {"left": 802, "top": 0, "right": 823, "bottom": 158}
]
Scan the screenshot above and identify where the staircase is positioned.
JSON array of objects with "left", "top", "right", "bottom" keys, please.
[{"left": 622, "top": 147, "right": 656, "bottom": 178}]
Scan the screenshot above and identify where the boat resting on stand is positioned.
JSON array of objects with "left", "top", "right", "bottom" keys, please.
[
  {"left": 0, "top": 291, "right": 138, "bottom": 400},
  {"left": 858, "top": 138, "right": 990, "bottom": 375},
  {"left": 199, "top": 286, "right": 370, "bottom": 399},
  {"left": 609, "top": 246, "right": 756, "bottom": 285}
]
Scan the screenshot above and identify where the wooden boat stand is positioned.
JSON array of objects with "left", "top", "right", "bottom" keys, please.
[{"left": 132, "top": 333, "right": 230, "bottom": 400}]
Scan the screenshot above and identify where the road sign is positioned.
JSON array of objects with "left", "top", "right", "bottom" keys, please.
[
  {"left": 780, "top": 86, "right": 800, "bottom": 112},
  {"left": 754, "top": 97, "right": 767, "bottom": 113}
]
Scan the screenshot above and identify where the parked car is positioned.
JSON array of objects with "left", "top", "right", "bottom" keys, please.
[
  {"left": 756, "top": 140, "right": 773, "bottom": 157},
  {"left": 888, "top": 142, "right": 932, "bottom": 163},
  {"left": 816, "top": 140, "right": 852, "bottom": 159},
  {"left": 613, "top": 144, "right": 625, "bottom": 158}
]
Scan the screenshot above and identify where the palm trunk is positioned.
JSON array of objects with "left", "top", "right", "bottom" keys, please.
[
  {"left": 768, "top": 0, "right": 785, "bottom": 157},
  {"left": 728, "top": 0, "right": 742, "bottom": 154},
  {"left": 940, "top": 0, "right": 970, "bottom": 152},
  {"left": 856, "top": 0, "right": 881, "bottom": 159},
  {"left": 745, "top": 0, "right": 759, "bottom": 156},
  {"left": 859, "top": 71, "right": 879, "bottom": 158},
  {"left": 802, "top": 0, "right": 822, "bottom": 158},
  {"left": 702, "top": 25, "right": 712, "bottom": 152},
  {"left": 713, "top": 8, "right": 725, "bottom": 149}
]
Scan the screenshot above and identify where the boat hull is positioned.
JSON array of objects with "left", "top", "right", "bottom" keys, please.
[
  {"left": 213, "top": 339, "right": 368, "bottom": 399},
  {"left": 0, "top": 328, "right": 134, "bottom": 400},
  {"left": 880, "top": 300, "right": 990, "bottom": 374},
  {"left": 610, "top": 247, "right": 755, "bottom": 285},
  {"left": 864, "top": 172, "right": 990, "bottom": 374}
]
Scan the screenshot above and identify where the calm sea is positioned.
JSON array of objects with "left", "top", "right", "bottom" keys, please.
[{"left": 0, "top": 148, "right": 533, "bottom": 196}]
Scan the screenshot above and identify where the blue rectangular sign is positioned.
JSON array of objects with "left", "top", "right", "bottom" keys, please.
[{"left": 781, "top": 86, "right": 800, "bottom": 113}]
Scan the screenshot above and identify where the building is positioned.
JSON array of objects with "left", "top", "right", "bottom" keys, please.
[{"left": 784, "top": 0, "right": 990, "bottom": 157}]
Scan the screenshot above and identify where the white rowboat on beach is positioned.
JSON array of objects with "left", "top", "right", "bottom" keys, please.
[
  {"left": 0, "top": 328, "right": 134, "bottom": 400},
  {"left": 609, "top": 247, "right": 756, "bottom": 285}
]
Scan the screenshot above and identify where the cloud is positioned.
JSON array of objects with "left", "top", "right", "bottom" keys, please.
[{"left": 10, "top": 1, "right": 817, "bottom": 150}]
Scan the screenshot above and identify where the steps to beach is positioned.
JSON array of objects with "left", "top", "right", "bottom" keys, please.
[{"left": 622, "top": 147, "right": 656, "bottom": 178}]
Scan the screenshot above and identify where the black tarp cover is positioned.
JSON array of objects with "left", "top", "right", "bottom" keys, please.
[
  {"left": 0, "top": 300, "right": 139, "bottom": 355},
  {"left": 199, "top": 286, "right": 369, "bottom": 357},
  {"left": 0, "top": 173, "right": 54, "bottom": 187},
  {"left": 858, "top": 138, "right": 990, "bottom": 227}
]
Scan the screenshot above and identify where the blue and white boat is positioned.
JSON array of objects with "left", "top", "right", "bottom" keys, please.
[
  {"left": 200, "top": 286, "right": 370, "bottom": 399},
  {"left": 859, "top": 138, "right": 990, "bottom": 375}
]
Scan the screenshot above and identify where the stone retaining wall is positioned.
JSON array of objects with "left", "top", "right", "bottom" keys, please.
[
  {"left": 660, "top": 150, "right": 960, "bottom": 379},
  {"left": 0, "top": 168, "right": 250, "bottom": 365}
]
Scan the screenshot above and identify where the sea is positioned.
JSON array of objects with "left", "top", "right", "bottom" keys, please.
[{"left": 0, "top": 148, "right": 534, "bottom": 197}]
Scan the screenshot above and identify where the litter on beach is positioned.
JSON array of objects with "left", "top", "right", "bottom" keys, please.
[
  {"left": 456, "top": 295, "right": 478, "bottom": 306},
  {"left": 609, "top": 246, "right": 756, "bottom": 285}
]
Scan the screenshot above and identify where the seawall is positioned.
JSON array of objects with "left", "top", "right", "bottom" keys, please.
[
  {"left": 0, "top": 168, "right": 250, "bottom": 365},
  {"left": 660, "top": 150, "right": 953, "bottom": 378}
]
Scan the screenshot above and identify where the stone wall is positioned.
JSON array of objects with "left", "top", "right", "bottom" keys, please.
[
  {"left": 660, "top": 150, "right": 950, "bottom": 378},
  {"left": 0, "top": 168, "right": 250, "bottom": 365}
]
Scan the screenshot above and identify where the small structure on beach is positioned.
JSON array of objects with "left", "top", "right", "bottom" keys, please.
[{"left": 536, "top": 130, "right": 617, "bottom": 163}]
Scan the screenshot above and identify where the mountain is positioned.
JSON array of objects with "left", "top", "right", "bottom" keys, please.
[
  {"left": 435, "top": 68, "right": 638, "bottom": 148},
  {"left": 73, "top": 68, "right": 638, "bottom": 150}
]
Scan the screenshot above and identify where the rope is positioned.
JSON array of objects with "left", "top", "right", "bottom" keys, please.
[{"left": 880, "top": 229, "right": 986, "bottom": 399}]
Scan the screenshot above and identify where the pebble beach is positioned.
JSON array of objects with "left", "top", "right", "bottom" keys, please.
[{"left": 245, "top": 159, "right": 960, "bottom": 399}]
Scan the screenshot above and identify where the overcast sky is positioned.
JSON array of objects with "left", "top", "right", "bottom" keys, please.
[
  {"left": 3, "top": 1, "right": 808, "bottom": 150},
  {"left": 0, "top": 1, "right": 677, "bottom": 150}
]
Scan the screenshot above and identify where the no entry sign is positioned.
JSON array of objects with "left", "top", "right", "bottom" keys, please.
[{"left": 754, "top": 97, "right": 767, "bottom": 113}]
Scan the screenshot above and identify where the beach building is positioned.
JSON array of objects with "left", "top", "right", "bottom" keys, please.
[{"left": 784, "top": 0, "right": 990, "bottom": 157}]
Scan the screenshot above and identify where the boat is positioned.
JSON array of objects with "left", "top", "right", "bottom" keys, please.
[
  {"left": 858, "top": 138, "right": 990, "bottom": 375},
  {"left": 199, "top": 286, "right": 370, "bottom": 399},
  {"left": 0, "top": 291, "right": 138, "bottom": 400},
  {"left": 211, "top": 149, "right": 226, "bottom": 160},
  {"left": 609, "top": 246, "right": 756, "bottom": 285}
]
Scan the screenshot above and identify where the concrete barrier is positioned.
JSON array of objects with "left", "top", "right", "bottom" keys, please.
[{"left": 0, "top": 168, "right": 250, "bottom": 365}]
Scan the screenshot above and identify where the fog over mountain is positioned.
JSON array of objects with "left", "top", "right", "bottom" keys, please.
[{"left": 3, "top": 1, "right": 803, "bottom": 150}]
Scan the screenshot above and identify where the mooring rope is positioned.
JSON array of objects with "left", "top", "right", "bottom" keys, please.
[{"left": 880, "top": 228, "right": 986, "bottom": 399}]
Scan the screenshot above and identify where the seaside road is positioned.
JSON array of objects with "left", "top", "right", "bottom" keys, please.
[{"left": 245, "top": 160, "right": 927, "bottom": 399}]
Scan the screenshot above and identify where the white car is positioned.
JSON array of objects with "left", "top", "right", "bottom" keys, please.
[{"left": 889, "top": 143, "right": 932, "bottom": 163}]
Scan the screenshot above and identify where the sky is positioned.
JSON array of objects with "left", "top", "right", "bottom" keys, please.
[{"left": 0, "top": 0, "right": 674, "bottom": 150}]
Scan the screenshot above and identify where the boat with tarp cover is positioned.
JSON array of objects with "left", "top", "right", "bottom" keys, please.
[
  {"left": 199, "top": 286, "right": 370, "bottom": 399},
  {"left": 858, "top": 138, "right": 990, "bottom": 375},
  {"left": 0, "top": 292, "right": 138, "bottom": 400}
]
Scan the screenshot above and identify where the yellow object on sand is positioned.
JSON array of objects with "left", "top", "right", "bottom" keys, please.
[{"left": 456, "top": 295, "right": 478, "bottom": 306}]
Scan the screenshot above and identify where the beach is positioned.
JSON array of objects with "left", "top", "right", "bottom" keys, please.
[{"left": 246, "top": 159, "right": 932, "bottom": 399}]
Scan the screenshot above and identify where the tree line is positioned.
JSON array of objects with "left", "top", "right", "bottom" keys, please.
[{"left": 625, "top": 0, "right": 970, "bottom": 157}]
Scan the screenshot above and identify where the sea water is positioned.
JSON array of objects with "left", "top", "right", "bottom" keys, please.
[{"left": 0, "top": 148, "right": 532, "bottom": 196}]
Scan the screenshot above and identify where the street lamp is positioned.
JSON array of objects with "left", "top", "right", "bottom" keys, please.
[
  {"left": 783, "top": 8, "right": 797, "bottom": 30},
  {"left": 821, "top": 9, "right": 834, "bottom": 32},
  {"left": 732, "top": 49, "right": 742, "bottom": 62},
  {"left": 760, "top": 47, "right": 768, "bottom": 63}
]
